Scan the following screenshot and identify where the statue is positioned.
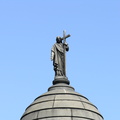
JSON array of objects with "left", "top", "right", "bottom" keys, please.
[{"left": 51, "top": 31, "right": 70, "bottom": 77}]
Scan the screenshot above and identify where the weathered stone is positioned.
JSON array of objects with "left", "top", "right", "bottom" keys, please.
[{"left": 20, "top": 78, "right": 104, "bottom": 120}]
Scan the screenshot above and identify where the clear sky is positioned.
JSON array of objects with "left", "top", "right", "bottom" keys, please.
[{"left": 0, "top": 0, "right": 120, "bottom": 120}]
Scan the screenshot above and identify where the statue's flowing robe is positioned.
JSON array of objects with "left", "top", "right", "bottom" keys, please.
[{"left": 51, "top": 43, "right": 65, "bottom": 76}]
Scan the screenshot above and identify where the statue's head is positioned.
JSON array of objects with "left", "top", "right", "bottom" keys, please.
[{"left": 56, "top": 36, "right": 62, "bottom": 43}]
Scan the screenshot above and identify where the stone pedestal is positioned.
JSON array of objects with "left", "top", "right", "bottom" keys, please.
[{"left": 53, "top": 76, "right": 70, "bottom": 85}]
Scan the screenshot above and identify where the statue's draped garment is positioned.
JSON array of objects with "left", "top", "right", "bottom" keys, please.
[{"left": 51, "top": 43, "right": 65, "bottom": 76}]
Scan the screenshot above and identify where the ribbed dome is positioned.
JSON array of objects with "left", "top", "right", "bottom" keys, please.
[{"left": 20, "top": 77, "right": 104, "bottom": 120}]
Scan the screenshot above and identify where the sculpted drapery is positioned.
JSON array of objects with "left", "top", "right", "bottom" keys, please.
[{"left": 51, "top": 36, "right": 69, "bottom": 77}]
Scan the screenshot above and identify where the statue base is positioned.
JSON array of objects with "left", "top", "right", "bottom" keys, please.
[{"left": 53, "top": 76, "right": 70, "bottom": 85}]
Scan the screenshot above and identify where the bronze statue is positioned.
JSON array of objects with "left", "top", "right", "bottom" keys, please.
[{"left": 51, "top": 31, "right": 70, "bottom": 77}]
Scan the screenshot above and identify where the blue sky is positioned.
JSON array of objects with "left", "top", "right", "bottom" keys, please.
[{"left": 0, "top": 0, "right": 120, "bottom": 120}]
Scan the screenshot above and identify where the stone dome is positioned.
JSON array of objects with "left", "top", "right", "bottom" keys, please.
[{"left": 20, "top": 77, "right": 104, "bottom": 120}]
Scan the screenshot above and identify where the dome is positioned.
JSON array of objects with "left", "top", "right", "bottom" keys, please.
[{"left": 20, "top": 77, "right": 104, "bottom": 120}]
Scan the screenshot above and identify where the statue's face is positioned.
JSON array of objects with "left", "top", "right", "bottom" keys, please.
[{"left": 56, "top": 37, "right": 62, "bottom": 43}]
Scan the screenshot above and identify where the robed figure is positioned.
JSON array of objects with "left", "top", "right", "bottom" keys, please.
[{"left": 51, "top": 36, "right": 69, "bottom": 77}]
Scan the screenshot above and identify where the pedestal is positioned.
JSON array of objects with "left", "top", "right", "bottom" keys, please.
[{"left": 53, "top": 76, "right": 70, "bottom": 85}]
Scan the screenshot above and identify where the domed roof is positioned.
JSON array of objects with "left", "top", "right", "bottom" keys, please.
[{"left": 20, "top": 77, "right": 104, "bottom": 120}]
